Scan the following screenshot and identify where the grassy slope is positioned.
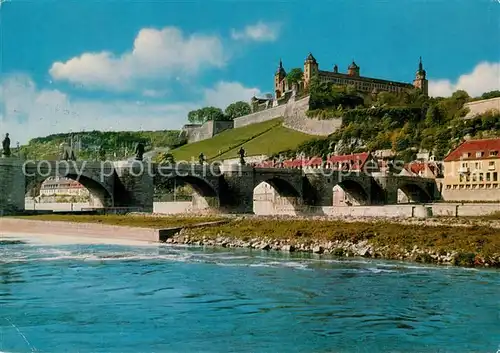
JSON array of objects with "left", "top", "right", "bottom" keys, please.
[
  {"left": 170, "top": 118, "right": 318, "bottom": 162},
  {"left": 217, "top": 125, "right": 320, "bottom": 160},
  {"left": 170, "top": 118, "right": 281, "bottom": 161}
]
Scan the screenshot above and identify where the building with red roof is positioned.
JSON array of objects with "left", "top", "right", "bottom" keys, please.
[
  {"left": 442, "top": 138, "right": 500, "bottom": 201},
  {"left": 401, "top": 161, "right": 442, "bottom": 179}
]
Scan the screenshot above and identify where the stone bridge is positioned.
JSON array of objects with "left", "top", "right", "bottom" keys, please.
[{"left": 0, "top": 158, "right": 441, "bottom": 215}]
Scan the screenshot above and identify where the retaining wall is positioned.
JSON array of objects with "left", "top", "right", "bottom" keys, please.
[
  {"left": 153, "top": 201, "right": 192, "bottom": 214},
  {"left": 282, "top": 96, "right": 341, "bottom": 136},
  {"left": 441, "top": 189, "right": 500, "bottom": 202},
  {"left": 463, "top": 97, "right": 500, "bottom": 119},
  {"left": 233, "top": 104, "right": 287, "bottom": 128},
  {"left": 429, "top": 203, "right": 500, "bottom": 217},
  {"left": 24, "top": 202, "right": 92, "bottom": 211}
]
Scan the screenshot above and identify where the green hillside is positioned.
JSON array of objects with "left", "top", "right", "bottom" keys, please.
[
  {"left": 18, "top": 130, "right": 183, "bottom": 161},
  {"left": 169, "top": 118, "right": 319, "bottom": 162}
]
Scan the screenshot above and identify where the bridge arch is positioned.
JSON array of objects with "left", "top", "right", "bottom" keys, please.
[
  {"left": 253, "top": 177, "right": 302, "bottom": 215},
  {"left": 333, "top": 179, "right": 370, "bottom": 206},
  {"left": 153, "top": 173, "right": 220, "bottom": 212},
  {"left": 25, "top": 173, "right": 113, "bottom": 210},
  {"left": 397, "top": 183, "right": 432, "bottom": 203}
]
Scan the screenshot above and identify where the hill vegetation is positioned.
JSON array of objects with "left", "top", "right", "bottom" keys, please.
[
  {"left": 286, "top": 77, "right": 500, "bottom": 162},
  {"left": 165, "top": 118, "right": 317, "bottom": 162},
  {"left": 17, "top": 130, "right": 184, "bottom": 161}
]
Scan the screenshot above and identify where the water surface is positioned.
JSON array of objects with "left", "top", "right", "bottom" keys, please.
[{"left": 0, "top": 234, "right": 499, "bottom": 352}]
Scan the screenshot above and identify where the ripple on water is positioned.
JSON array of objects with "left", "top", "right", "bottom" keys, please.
[{"left": 0, "top": 238, "right": 498, "bottom": 353}]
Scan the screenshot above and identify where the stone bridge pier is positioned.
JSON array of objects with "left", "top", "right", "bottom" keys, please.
[
  {"left": 373, "top": 174, "right": 441, "bottom": 204},
  {"left": 219, "top": 165, "right": 304, "bottom": 213},
  {"left": 113, "top": 161, "right": 154, "bottom": 212}
]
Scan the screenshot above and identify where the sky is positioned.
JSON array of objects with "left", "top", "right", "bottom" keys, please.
[{"left": 0, "top": 0, "right": 499, "bottom": 144}]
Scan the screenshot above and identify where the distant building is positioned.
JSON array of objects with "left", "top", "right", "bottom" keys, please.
[
  {"left": 39, "top": 177, "right": 89, "bottom": 197},
  {"left": 274, "top": 53, "right": 428, "bottom": 99},
  {"left": 442, "top": 138, "right": 500, "bottom": 201}
]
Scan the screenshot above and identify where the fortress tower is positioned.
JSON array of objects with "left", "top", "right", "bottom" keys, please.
[
  {"left": 303, "top": 53, "right": 318, "bottom": 90},
  {"left": 347, "top": 61, "right": 360, "bottom": 77},
  {"left": 412, "top": 57, "right": 428, "bottom": 95},
  {"left": 274, "top": 59, "right": 287, "bottom": 98}
]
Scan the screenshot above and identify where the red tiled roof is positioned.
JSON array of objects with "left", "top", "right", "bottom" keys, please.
[
  {"left": 444, "top": 138, "right": 500, "bottom": 162},
  {"left": 327, "top": 152, "right": 370, "bottom": 170}
]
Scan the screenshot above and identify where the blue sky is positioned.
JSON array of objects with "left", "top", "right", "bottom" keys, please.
[{"left": 1, "top": 0, "right": 499, "bottom": 143}]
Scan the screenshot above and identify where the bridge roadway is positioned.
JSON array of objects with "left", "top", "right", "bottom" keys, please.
[{"left": 0, "top": 158, "right": 441, "bottom": 215}]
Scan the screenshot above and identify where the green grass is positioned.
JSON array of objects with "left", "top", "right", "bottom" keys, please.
[
  {"left": 170, "top": 118, "right": 318, "bottom": 162},
  {"left": 217, "top": 125, "right": 320, "bottom": 160},
  {"left": 12, "top": 214, "right": 225, "bottom": 228},
  {"left": 171, "top": 118, "right": 281, "bottom": 161}
]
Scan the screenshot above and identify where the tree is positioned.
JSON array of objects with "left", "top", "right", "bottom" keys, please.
[
  {"left": 286, "top": 68, "right": 303, "bottom": 86},
  {"left": 225, "top": 101, "right": 252, "bottom": 120},
  {"left": 481, "top": 90, "right": 500, "bottom": 100},
  {"left": 187, "top": 106, "right": 225, "bottom": 124}
]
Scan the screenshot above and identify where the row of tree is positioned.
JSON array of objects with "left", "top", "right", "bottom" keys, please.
[
  {"left": 185, "top": 67, "right": 308, "bottom": 125},
  {"left": 187, "top": 101, "right": 252, "bottom": 124},
  {"left": 291, "top": 88, "right": 500, "bottom": 162}
]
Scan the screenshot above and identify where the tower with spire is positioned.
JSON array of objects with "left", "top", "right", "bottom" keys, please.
[
  {"left": 303, "top": 52, "right": 318, "bottom": 89},
  {"left": 413, "top": 57, "right": 428, "bottom": 95},
  {"left": 274, "top": 59, "right": 287, "bottom": 98}
]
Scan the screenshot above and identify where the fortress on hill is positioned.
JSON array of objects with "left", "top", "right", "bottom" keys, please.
[
  {"left": 182, "top": 53, "right": 429, "bottom": 143},
  {"left": 273, "top": 53, "right": 428, "bottom": 99}
]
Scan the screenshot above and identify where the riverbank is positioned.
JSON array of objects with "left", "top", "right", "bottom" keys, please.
[{"left": 2, "top": 214, "right": 500, "bottom": 268}]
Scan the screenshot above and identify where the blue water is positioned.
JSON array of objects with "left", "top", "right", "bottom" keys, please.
[{"left": 0, "top": 236, "right": 499, "bottom": 353}]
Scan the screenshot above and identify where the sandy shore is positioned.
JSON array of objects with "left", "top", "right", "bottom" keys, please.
[{"left": 0, "top": 218, "right": 161, "bottom": 244}]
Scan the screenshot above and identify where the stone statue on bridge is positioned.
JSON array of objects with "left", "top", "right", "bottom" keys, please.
[
  {"left": 60, "top": 142, "right": 76, "bottom": 161},
  {"left": 135, "top": 142, "right": 145, "bottom": 161},
  {"left": 238, "top": 147, "right": 246, "bottom": 165},
  {"left": 199, "top": 152, "right": 205, "bottom": 165},
  {"left": 99, "top": 145, "right": 106, "bottom": 161},
  {"left": 2, "top": 133, "right": 11, "bottom": 157}
]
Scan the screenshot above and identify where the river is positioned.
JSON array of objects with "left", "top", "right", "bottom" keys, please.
[{"left": 0, "top": 234, "right": 499, "bottom": 353}]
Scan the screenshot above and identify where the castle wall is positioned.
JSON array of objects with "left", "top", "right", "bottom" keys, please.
[
  {"left": 282, "top": 96, "right": 341, "bottom": 136},
  {"left": 233, "top": 104, "right": 287, "bottom": 128},
  {"left": 463, "top": 97, "right": 500, "bottom": 119},
  {"left": 212, "top": 120, "right": 234, "bottom": 135},
  {"left": 184, "top": 120, "right": 234, "bottom": 143}
]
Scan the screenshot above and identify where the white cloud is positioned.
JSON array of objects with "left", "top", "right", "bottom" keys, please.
[
  {"left": 0, "top": 74, "right": 196, "bottom": 144},
  {"left": 230, "top": 21, "right": 280, "bottom": 42},
  {"left": 49, "top": 27, "right": 226, "bottom": 91},
  {"left": 203, "top": 81, "right": 261, "bottom": 109},
  {"left": 142, "top": 89, "right": 169, "bottom": 98},
  {"left": 0, "top": 75, "right": 263, "bottom": 144},
  {"left": 429, "top": 61, "right": 500, "bottom": 97}
]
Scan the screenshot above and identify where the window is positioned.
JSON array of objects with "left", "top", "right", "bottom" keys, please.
[
  {"left": 459, "top": 174, "right": 464, "bottom": 182},
  {"left": 476, "top": 151, "right": 484, "bottom": 158},
  {"left": 487, "top": 173, "right": 491, "bottom": 181},
  {"left": 475, "top": 162, "right": 480, "bottom": 169},
  {"left": 490, "top": 151, "right": 498, "bottom": 156},
  {"left": 472, "top": 174, "right": 477, "bottom": 182},
  {"left": 466, "top": 175, "right": 470, "bottom": 182},
  {"left": 479, "top": 173, "right": 484, "bottom": 181},
  {"left": 489, "top": 161, "right": 495, "bottom": 168},
  {"left": 494, "top": 172, "right": 498, "bottom": 182}
]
